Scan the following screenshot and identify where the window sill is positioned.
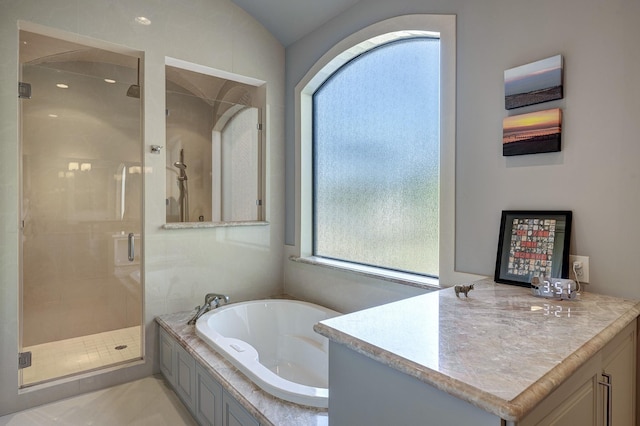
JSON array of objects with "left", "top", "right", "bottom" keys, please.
[{"left": 288, "top": 256, "right": 441, "bottom": 291}]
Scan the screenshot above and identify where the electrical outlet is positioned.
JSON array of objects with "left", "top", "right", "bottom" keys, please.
[{"left": 569, "top": 255, "right": 589, "bottom": 284}]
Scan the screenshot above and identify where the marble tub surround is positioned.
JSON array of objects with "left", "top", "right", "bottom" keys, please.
[
  {"left": 156, "top": 311, "right": 328, "bottom": 426},
  {"left": 314, "top": 279, "right": 640, "bottom": 421},
  {"left": 163, "top": 221, "right": 269, "bottom": 229}
]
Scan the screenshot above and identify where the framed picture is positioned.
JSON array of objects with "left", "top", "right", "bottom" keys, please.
[
  {"left": 503, "top": 108, "right": 562, "bottom": 156},
  {"left": 504, "top": 54, "right": 563, "bottom": 110},
  {"left": 495, "top": 210, "right": 572, "bottom": 287}
]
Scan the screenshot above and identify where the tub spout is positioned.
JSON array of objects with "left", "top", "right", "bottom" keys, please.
[
  {"left": 187, "top": 293, "right": 230, "bottom": 325},
  {"left": 187, "top": 304, "right": 209, "bottom": 325}
]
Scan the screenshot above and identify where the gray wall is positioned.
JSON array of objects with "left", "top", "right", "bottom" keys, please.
[{"left": 284, "top": 0, "right": 640, "bottom": 300}]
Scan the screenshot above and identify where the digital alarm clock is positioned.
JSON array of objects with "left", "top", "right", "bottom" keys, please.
[{"left": 530, "top": 277, "right": 580, "bottom": 300}]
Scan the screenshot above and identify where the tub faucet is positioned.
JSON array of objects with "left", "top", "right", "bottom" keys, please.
[{"left": 187, "top": 293, "right": 230, "bottom": 325}]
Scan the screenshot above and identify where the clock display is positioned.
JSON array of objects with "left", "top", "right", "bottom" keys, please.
[{"left": 531, "top": 278, "right": 579, "bottom": 300}]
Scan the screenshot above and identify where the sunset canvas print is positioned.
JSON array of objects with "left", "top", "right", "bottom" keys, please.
[
  {"left": 503, "top": 108, "right": 562, "bottom": 156},
  {"left": 504, "top": 55, "right": 563, "bottom": 110}
]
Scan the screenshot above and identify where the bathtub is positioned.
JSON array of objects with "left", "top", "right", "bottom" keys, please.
[{"left": 195, "top": 299, "right": 340, "bottom": 408}]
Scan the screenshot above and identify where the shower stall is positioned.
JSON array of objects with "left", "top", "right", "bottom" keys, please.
[{"left": 18, "top": 30, "right": 144, "bottom": 387}]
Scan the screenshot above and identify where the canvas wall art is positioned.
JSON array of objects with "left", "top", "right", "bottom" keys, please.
[
  {"left": 504, "top": 55, "right": 563, "bottom": 110},
  {"left": 503, "top": 108, "right": 562, "bottom": 156}
]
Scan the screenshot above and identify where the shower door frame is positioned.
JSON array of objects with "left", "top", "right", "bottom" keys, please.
[{"left": 17, "top": 26, "right": 145, "bottom": 388}]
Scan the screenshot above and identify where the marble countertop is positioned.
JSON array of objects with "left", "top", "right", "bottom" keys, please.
[
  {"left": 314, "top": 279, "right": 640, "bottom": 421},
  {"left": 156, "top": 312, "right": 327, "bottom": 426}
]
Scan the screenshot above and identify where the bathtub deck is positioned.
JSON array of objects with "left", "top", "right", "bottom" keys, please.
[{"left": 156, "top": 311, "right": 328, "bottom": 426}]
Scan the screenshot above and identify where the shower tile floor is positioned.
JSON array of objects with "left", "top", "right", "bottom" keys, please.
[
  {"left": 21, "top": 326, "right": 141, "bottom": 385},
  {"left": 0, "top": 375, "right": 197, "bottom": 425}
]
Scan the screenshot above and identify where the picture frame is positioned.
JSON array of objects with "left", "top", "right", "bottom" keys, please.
[
  {"left": 504, "top": 54, "right": 563, "bottom": 110},
  {"left": 503, "top": 108, "right": 562, "bottom": 156},
  {"left": 494, "top": 210, "right": 572, "bottom": 287}
]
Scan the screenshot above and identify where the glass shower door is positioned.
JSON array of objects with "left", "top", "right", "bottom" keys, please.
[{"left": 18, "top": 30, "right": 143, "bottom": 387}]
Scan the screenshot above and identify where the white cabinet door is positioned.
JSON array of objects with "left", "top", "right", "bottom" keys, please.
[
  {"left": 601, "top": 322, "right": 636, "bottom": 426},
  {"left": 223, "top": 391, "right": 259, "bottom": 426},
  {"left": 195, "top": 364, "right": 223, "bottom": 426},
  {"left": 533, "top": 374, "right": 599, "bottom": 426},
  {"left": 159, "top": 328, "right": 175, "bottom": 386},
  {"left": 175, "top": 344, "right": 197, "bottom": 412},
  {"left": 520, "top": 319, "right": 637, "bottom": 426}
]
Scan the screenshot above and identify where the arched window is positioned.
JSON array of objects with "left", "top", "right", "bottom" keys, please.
[
  {"left": 313, "top": 37, "right": 440, "bottom": 277},
  {"left": 294, "top": 15, "right": 457, "bottom": 286}
]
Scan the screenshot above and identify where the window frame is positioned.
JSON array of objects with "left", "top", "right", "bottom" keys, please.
[{"left": 293, "top": 15, "right": 458, "bottom": 289}]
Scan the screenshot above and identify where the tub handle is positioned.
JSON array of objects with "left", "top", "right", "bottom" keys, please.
[{"left": 128, "top": 232, "right": 135, "bottom": 262}]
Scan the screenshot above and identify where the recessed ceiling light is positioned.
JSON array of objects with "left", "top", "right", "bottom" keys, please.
[
  {"left": 48, "top": 114, "right": 58, "bottom": 118},
  {"left": 104, "top": 78, "right": 117, "bottom": 84},
  {"left": 135, "top": 16, "right": 151, "bottom": 25},
  {"left": 56, "top": 83, "right": 69, "bottom": 89}
]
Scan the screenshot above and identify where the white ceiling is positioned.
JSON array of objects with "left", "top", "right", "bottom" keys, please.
[{"left": 231, "top": 0, "right": 361, "bottom": 46}]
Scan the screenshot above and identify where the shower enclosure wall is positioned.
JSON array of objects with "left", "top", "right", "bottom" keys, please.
[{"left": 19, "top": 31, "right": 143, "bottom": 387}]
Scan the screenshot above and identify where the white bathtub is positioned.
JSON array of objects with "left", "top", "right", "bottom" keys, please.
[{"left": 195, "top": 299, "right": 340, "bottom": 408}]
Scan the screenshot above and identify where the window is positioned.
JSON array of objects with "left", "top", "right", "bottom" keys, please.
[
  {"left": 312, "top": 38, "right": 440, "bottom": 277},
  {"left": 294, "top": 15, "right": 457, "bottom": 287}
]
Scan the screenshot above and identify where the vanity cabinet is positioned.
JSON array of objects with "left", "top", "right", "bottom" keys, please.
[
  {"left": 317, "top": 281, "right": 640, "bottom": 426},
  {"left": 328, "top": 319, "right": 637, "bottom": 426},
  {"left": 158, "top": 327, "right": 262, "bottom": 426}
]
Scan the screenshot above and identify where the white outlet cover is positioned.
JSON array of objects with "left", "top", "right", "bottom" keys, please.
[{"left": 569, "top": 255, "right": 589, "bottom": 284}]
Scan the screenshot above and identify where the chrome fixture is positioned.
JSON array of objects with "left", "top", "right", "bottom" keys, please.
[
  {"left": 18, "top": 82, "right": 32, "bottom": 99},
  {"left": 187, "top": 293, "right": 230, "bottom": 325},
  {"left": 127, "top": 232, "right": 135, "bottom": 261},
  {"left": 174, "top": 148, "right": 189, "bottom": 222}
]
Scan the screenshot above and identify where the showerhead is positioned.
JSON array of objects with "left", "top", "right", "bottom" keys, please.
[
  {"left": 173, "top": 161, "right": 187, "bottom": 170},
  {"left": 126, "top": 84, "right": 140, "bottom": 98}
]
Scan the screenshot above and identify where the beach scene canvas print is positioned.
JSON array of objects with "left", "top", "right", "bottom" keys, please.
[
  {"left": 503, "top": 108, "right": 562, "bottom": 156},
  {"left": 504, "top": 55, "right": 563, "bottom": 110}
]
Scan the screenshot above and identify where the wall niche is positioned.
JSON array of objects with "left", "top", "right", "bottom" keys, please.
[{"left": 164, "top": 58, "right": 266, "bottom": 227}]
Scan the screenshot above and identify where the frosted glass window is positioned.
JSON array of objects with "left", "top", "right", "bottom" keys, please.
[{"left": 313, "top": 38, "right": 440, "bottom": 277}]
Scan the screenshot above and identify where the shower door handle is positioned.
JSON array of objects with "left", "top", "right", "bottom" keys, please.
[{"left": 128, "top": 232, "right": 135, "bottom": 262}]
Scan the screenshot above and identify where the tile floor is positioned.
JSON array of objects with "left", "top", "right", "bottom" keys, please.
[
  {"left": 21, "top": 326, "right": 141, "bottom": 386},
  {"left": 0, "top": 376, "right": 197, "bottom": 425}
]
